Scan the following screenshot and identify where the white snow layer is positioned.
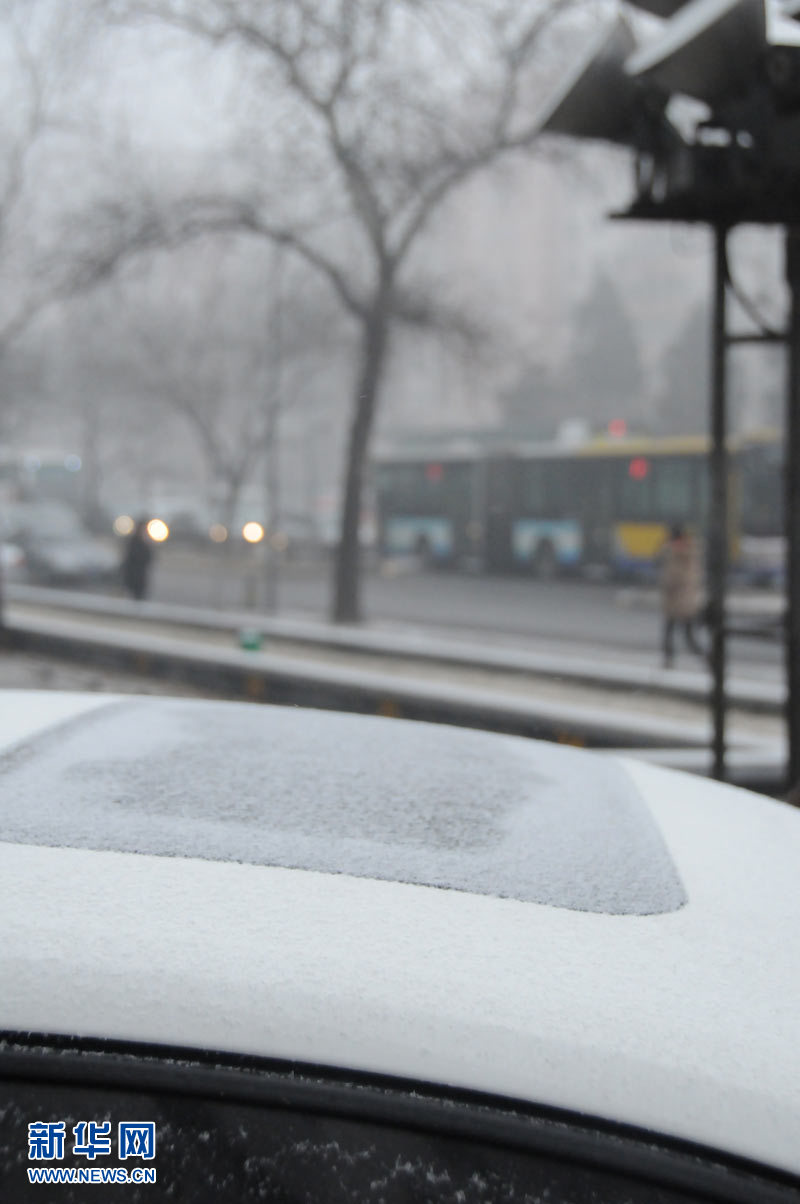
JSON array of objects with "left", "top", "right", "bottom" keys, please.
[
  {"left": 0, "top": 694, "right": 685, "bottom": 914},
  {"left": 1, "top": 694, "right": 800, "bottom": 1174}
]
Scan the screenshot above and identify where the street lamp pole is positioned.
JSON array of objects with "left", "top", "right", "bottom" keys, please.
[
  {"left": 709, "top": 225, "right": 729, "bottom": 781},
  {"left": 785, "top": 228, "right": 800, "bottom": 787},
  {"left": 263, "top": 243, "right": 284, "bottom": 615}
]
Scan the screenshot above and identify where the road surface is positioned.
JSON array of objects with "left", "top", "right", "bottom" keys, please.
[{"left": 140, "top": 547, "right": 783, "bottom": 682}]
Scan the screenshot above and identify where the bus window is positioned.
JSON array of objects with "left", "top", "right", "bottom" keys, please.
[
  {"left": 376, "top": 458, "right": 481, "bottom": 564},
  {"left": 519, "top": 460, "right": 568, "bottom": 517},
  {"left": 574, "top": 458, "right": 616, "bottom": 562},
  {"left": 444, "top": 463, "right": 475, "bottom": 511},
  {"left": 379, "top": 464, "right": 439, "bottom": 515},
  {"left": 520, "top": 463, "right": 546, "bottom": 514},
  {"left": 652, "top": 459, "right": 694, "bottom": 523},
  {"left": 544, "top": 461, "right": 568, "bottom": 517},
  {"left": 617, "top": 459, "right": 653, "bottom": 520},
  {"left": 740, "top": 446, "right": 783, "bottom": 537}
]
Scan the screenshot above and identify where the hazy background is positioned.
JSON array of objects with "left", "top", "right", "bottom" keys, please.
[{"left": 0, "top": 0, "right": 787, "bottom": 533}]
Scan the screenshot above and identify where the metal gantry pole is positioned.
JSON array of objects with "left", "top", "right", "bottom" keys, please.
[
  {"left": 784, "top": 228, "right": 800, "bottom": 790},
  {"left": 709, "top": 224, "right": 729, "bottom": 781},
  {"left": 263, "top": 243, "right": 284, "bottom": 614}
]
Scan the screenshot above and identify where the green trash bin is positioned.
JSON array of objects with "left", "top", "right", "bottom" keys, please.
[{"left": 238, "top": 629, "right": 263, "bottom": 651}]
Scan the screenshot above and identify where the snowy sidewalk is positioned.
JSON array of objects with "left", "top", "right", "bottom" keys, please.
[
  {"left": 2, "top": 586, "right": 787, "bottom": 791},
  {"left": 5, "top": 583, "right": 784, "bottom": 714}
]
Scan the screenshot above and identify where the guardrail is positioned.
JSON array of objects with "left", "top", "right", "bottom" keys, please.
[
  {"left": 5, "top": 584, "right": 784, "bottom": 714},
  {"left": 2, "top": 585, "right": 786, "bottom": 793},
  {"left": 726, "top": 617, "right": 784, "bottom": 641},
  {"left": 5, "top": 608, "right": 714, "bottom": 750}
]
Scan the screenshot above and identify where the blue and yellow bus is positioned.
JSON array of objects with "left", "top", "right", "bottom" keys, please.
[{"left": 374, "top": 430, "right": 783, "bottom": 583}]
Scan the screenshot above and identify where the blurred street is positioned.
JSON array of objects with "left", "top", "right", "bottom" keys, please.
[
  {"left": 141, "top": 545, "right": 783, "bottom": 685},
  {"left": 3, "top": 7, "right": 800, "bottom": 1184},
  {"left": 2, "top": 574, "right": 785, "bottom": 796}
]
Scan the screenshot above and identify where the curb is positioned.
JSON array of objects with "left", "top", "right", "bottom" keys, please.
[
  {"left": 4, "top": 611, "right": 717, "bottom": 751},
  {"left": 6, "top": 584, "right": 784, "bottom": 715}
]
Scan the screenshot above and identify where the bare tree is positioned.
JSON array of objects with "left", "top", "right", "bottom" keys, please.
[
  {"left": 94, "top": 0, "right": 582, "bottom": 621},
  {"left": 0, "top": 0, "right": 103, "bottom": 627},
  {"left": 29, "top": 286, "right": 169, "bottom": 527},
  {"left": 0, "top": 6, "right": 54, "bottom": 355},
  {"left": 0, "top": 1, "right": 108, "bottom": 343},
  {"left": 120, "top": 238, "right": 338, "bottom": 537}
]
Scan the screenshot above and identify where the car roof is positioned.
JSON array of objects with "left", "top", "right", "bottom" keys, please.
[
  {"left": 2, "top": 691, "right": 800, "bottom": 1177},
  {"left": 0, "top": 692, "right": 685, "bottom": 915}
]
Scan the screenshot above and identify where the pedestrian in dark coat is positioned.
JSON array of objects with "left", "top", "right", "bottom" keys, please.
[
  {"left": 659, "top": 524, "right": 704, "bottom": 667},
  {"left": 121, "top": 519, "right": 153, "bottom": 601}
]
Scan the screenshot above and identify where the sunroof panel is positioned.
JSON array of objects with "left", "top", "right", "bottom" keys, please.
[{"left": 0, "top": 699, "right": 686, "bottom": 915}]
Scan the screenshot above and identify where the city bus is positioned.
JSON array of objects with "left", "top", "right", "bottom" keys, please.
[
  {"left": 374, "top": 430, "right": 783, "bottom": 583},
  {"left": 0, "top": 448, "right": 84, "bottom": 509}
]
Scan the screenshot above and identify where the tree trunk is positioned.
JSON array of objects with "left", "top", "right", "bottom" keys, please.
[{"left": 333, "top": 294, "right": 389, "bottom": 623}]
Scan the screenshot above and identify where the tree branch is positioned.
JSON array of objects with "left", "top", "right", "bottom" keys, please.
[
  {"left": 492, "top": 0, "right": 575, "bottom": 142},
  {"left": 171, "top": 195, "right": 369, "bottom": 319}
]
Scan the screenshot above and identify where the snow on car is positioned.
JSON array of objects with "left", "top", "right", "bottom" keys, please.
[{"left": 1, "top": 691, "right": 799, "bottom": 1202}]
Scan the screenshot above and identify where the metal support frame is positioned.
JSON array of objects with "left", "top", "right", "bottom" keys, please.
[
  {"left": 263, "top": 243, "right": 285, "bottom": 615},
  {"left": 709, "top": 227, "right": 800, "bottom": 790},
  {"left": 785, "top": 229, "right": 800, "bottom": 789},
  {"left": 708, "top": 225, "right": 729, "bottom": 781},
  {"left": 707, "top": 226, "right": 800, "bottom": 791},
  {"left": 615, "top": 213, "right": 797, "bottom": 787}
]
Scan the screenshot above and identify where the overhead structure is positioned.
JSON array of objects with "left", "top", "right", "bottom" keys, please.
[
  {"left": 625, "top": 0, "right": 694, "bottom": 14},
  {"left": 627, "top": 0, "right": 800, "bottom": 20},
  {"left": 538, "top": 0, "right": 800, "bottom": 786},
  {"left": 625, "top": 0, "right": 765, "bottom": 107},
  {"left": 538, "top": 0, "right": 800, "bottom": 223},
  {"left": 537, "top": 17, "right": 644, "bottom": 145}
]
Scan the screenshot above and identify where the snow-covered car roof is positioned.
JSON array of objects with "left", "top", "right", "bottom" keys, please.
[{"left": 2, "top": 691, "right": 800, "bottom": 1178}]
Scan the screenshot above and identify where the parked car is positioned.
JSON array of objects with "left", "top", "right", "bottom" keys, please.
[
  {"left": 1, "top": 693, "right": 799, "bottom": 1201},
  {"left": 0, "top": 502, "right": 118, "bottom": 587}
]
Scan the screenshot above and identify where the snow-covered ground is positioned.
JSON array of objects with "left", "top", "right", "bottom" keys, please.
[{"left": 0, "top": 649, "right": 211, "bottom": 697}]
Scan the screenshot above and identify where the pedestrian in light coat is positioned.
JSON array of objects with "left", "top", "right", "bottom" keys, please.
[{"left": 659, "top": 524, "right": 705, "bottom": 668}]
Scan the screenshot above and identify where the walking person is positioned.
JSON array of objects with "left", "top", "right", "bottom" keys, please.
[
  {"left": 121, "top": 518, "right": 154, "bottom": 601},
  {"left": 659, "top": 523, "right": 705, "bottom": 668}
]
